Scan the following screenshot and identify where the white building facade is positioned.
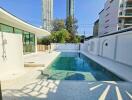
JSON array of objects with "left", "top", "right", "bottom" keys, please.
[
  {"left": 99, "top": 0, "right": 132, "bottom": 36},
  {"left": 0, "top": 8, "right": 50, "bottom": 80}
]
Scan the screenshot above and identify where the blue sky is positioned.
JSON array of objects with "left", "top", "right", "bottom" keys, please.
[{"left": 0, "top": 0, "right": 105, "bottom": 36}]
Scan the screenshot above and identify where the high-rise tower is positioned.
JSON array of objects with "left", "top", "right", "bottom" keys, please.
[
  {"left": 42, "top": 0, "right": 53, "bottom": 32},
  {"left": 67, "top": 0, "right": 74, "bottom": 18}
]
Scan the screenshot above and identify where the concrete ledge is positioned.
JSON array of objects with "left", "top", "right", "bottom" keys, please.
[
  {"left": 81, "top": 51, "right": 132, "bottom": 82},
  {"left": 24, "top": 63, "right": 45, "bottom": 67},
  {"left": 24, "top": 51, "right": 61, "bottom": 68}
]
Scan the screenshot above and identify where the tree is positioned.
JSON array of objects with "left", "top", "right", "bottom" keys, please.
[
  {"left": 65, "top": 16, "right": 78, "bottom": 37},
  {"left": 37, "top": 38, "right": 43, "bottom": 45},
  {"left": 50, "top": 29, "right": 70, "bottom": 43},
  {"left": 52, "top": 19, "right": 65, "bottom": 32},
  {"left": 37, "top": 37, "right": 51, "bottom": 45}
]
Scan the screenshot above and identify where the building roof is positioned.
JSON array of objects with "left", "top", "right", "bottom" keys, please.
[
  {"left": 99, "top": 9, "right": 104, "bottom": 15},
  {"left": 0, "top": 7, "right": 50, "bottom": 36},
  {"left": 100, "top": 26, "right": 132, "bottom": 37},
  {"left": 94, "top": 19, "right": 99, "bottom": 24}
]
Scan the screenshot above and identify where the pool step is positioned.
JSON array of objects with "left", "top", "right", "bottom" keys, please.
[
  {"left": 24, "top": 62, "right": 45, "bottom": 67},
  {"left": 42, "top": 70, "right": 96, "bottom": 81}
]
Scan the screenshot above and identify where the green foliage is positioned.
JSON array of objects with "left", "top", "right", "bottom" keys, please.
[
  {"left": 69, "top": 35, "right": 81, "bottom": 43},
  {"left": 37, "top": 37, "right": 50, "bottom": 45},
  {"left": 50, "top": 29, "right": 70, "bottom": 43},
  {"left": 52, "top": 19, "right": 65, "bottom": 32},
  {"left": 37, "top": 38, "right": 43, "bottom": 45},
  {"left": 38, "top": 17, "right": 82, "bottom": 44},
  {"left": 65, "top": 16, "right": 78, "bottom": 36},
  {"left": 37, "top": 33, "right": 82, "bottom": 44}
]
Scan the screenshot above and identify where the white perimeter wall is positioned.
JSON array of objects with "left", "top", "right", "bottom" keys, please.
[
  {"left": 0, "top": 32, "right": 24, "bottom": 78},
  {"left": 51, "top": 43, "right": 80, "bottom": 51},
  {"left": 84, "top": 31, "right": 132, "bottom": 66},
  {"left": 88, "top": 38, "right": 100, "bottom": 56},
  {"left": 99, "top": 35, "right": 116, "bottom": 60},
  {"left": 51, "top": 31, "right": 132, "bottom": 67},
  {"left": 116, "top": 32, "right": 132, "bottom": 66}
]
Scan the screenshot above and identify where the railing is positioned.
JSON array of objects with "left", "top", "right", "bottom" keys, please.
[
  {"left": 126, "top": 5, "right": 132, "bottom": 8},
  {"left": 0, "top": 82, "right": 2, "bottom": 100},
  {"left": 37, "top": 45, "right": 50, "bottom": 52},
  {"left": 124, "top": 19, "right": 132, "bottom": 24},
  {"left": 125, "top": 13, "right": 132, "bottom": 16}
]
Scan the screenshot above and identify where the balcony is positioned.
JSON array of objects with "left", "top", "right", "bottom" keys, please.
[
  {"left": 124, "top": 19, "right": 132, "bottom": 26},
  {"left": 126, "top": 4, "right": 132, "bottom": 8},
  {"left": 121, "top": 1, "right": 132, "bottom": 10},
  {"left": 119, "top": 11, "right": 132, "bottom": 18},
  {"left": 126, "top": 0, "right": 132, "bottom": 7},
  {"left": 125, "top": 13, "right": 132, "bottom": 16}
]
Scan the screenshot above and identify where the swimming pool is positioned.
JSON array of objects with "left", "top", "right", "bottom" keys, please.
[{"left": 43, "top": 52, "right": 124, "bottom": 81}]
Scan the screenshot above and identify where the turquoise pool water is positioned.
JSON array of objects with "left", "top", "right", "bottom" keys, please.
[{"left": 43, "top": 52, "right": 124, "bottom": 81}]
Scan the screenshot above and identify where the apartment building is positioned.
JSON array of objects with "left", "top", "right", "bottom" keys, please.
[
  {"left": 42, "top": 0, "right": 53, "bottom": 32},
  {"left": 98, "top": 0, "right": 132, "bottom": 36},
  {"left": 67, "top": 0, "right": 74, "bottom": 18},
  {"left": 93, "top": 19, "right": 99, "bottom": 37}
]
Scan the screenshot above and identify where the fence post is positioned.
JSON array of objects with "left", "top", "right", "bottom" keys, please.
[{"left": 0, "top": 81, "right": 2, "bottom": 100}]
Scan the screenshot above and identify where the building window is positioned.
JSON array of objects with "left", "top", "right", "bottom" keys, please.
[
  {"left": 30, "top": 33, "right": 35, "bottom": 45},
  {"left": 105, "top": 19, "right": 110, "bottom": 23},
  {"left": 119, "top": 12, "right": 123, "bottom": 16},
  {"left": 120, "top": 4, "right": 124, "bottom": 8},
  {"left": 29, "top": 33, "right": 35, "bottom": 52},
  {"left": 110, "top": 0, "right": 114, "bottom": 3},
  {"left": 106, "top": 7, "right": 110, "bottom": 11},
  {"left": 106, "top": 13, "right": 109, "bottom": 17},
  {"left": 24, "top": 31, "right": 30, "bottom": 45},
  {"left": 105, "top": 26, "right": 109, "bottom": 28},
  {"left": 0, "top": 24, "right": 13, "bottom": 33},
  {"left": 23, "top": 32, "right": 35, "bottom": 54},
  {"left": 14, "top": 28, "right": 23, "bottom": 34},
  {"left": 118, "top": 19, "right": 122, "bottom": 23},
  {"left": 0, "top": 23, "right": 36, "bottom": 54}
]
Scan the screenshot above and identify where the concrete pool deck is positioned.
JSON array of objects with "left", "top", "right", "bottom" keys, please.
[
  {"left": 1, "top": 71, "right": 132, "bottom": 100},
  {"left": 24, "top": 51, "right": 61, "bottom": 68},
  {"left": 81, "top": 51, "right": 132, "bottom": 82},
  {"left": 1, "top": 51, "right": 132, "bottom": 100}
]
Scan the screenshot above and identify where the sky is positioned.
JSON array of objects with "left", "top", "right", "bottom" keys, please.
[{"left": 0, "top": 0, "right": 106, "bottom": 36}]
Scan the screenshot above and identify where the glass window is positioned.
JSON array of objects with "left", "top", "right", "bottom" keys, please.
[
  {"left": 24, "top": 31, "right": 30, "bottom": 45},
  {"left": 14, "top": 28, "right": 23, "bottom": 34},
  {"left": 30, "top": 33, "right": 35, "bottom": 45},
  {"left": 0, "top": 24, "right": 13, "bottom": 33},
  {"left": 23, "top": 32, "right": 36, "bottom": 54},
  {"left": 0, "top": 23, "right": 36, "bottom": 54}
]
